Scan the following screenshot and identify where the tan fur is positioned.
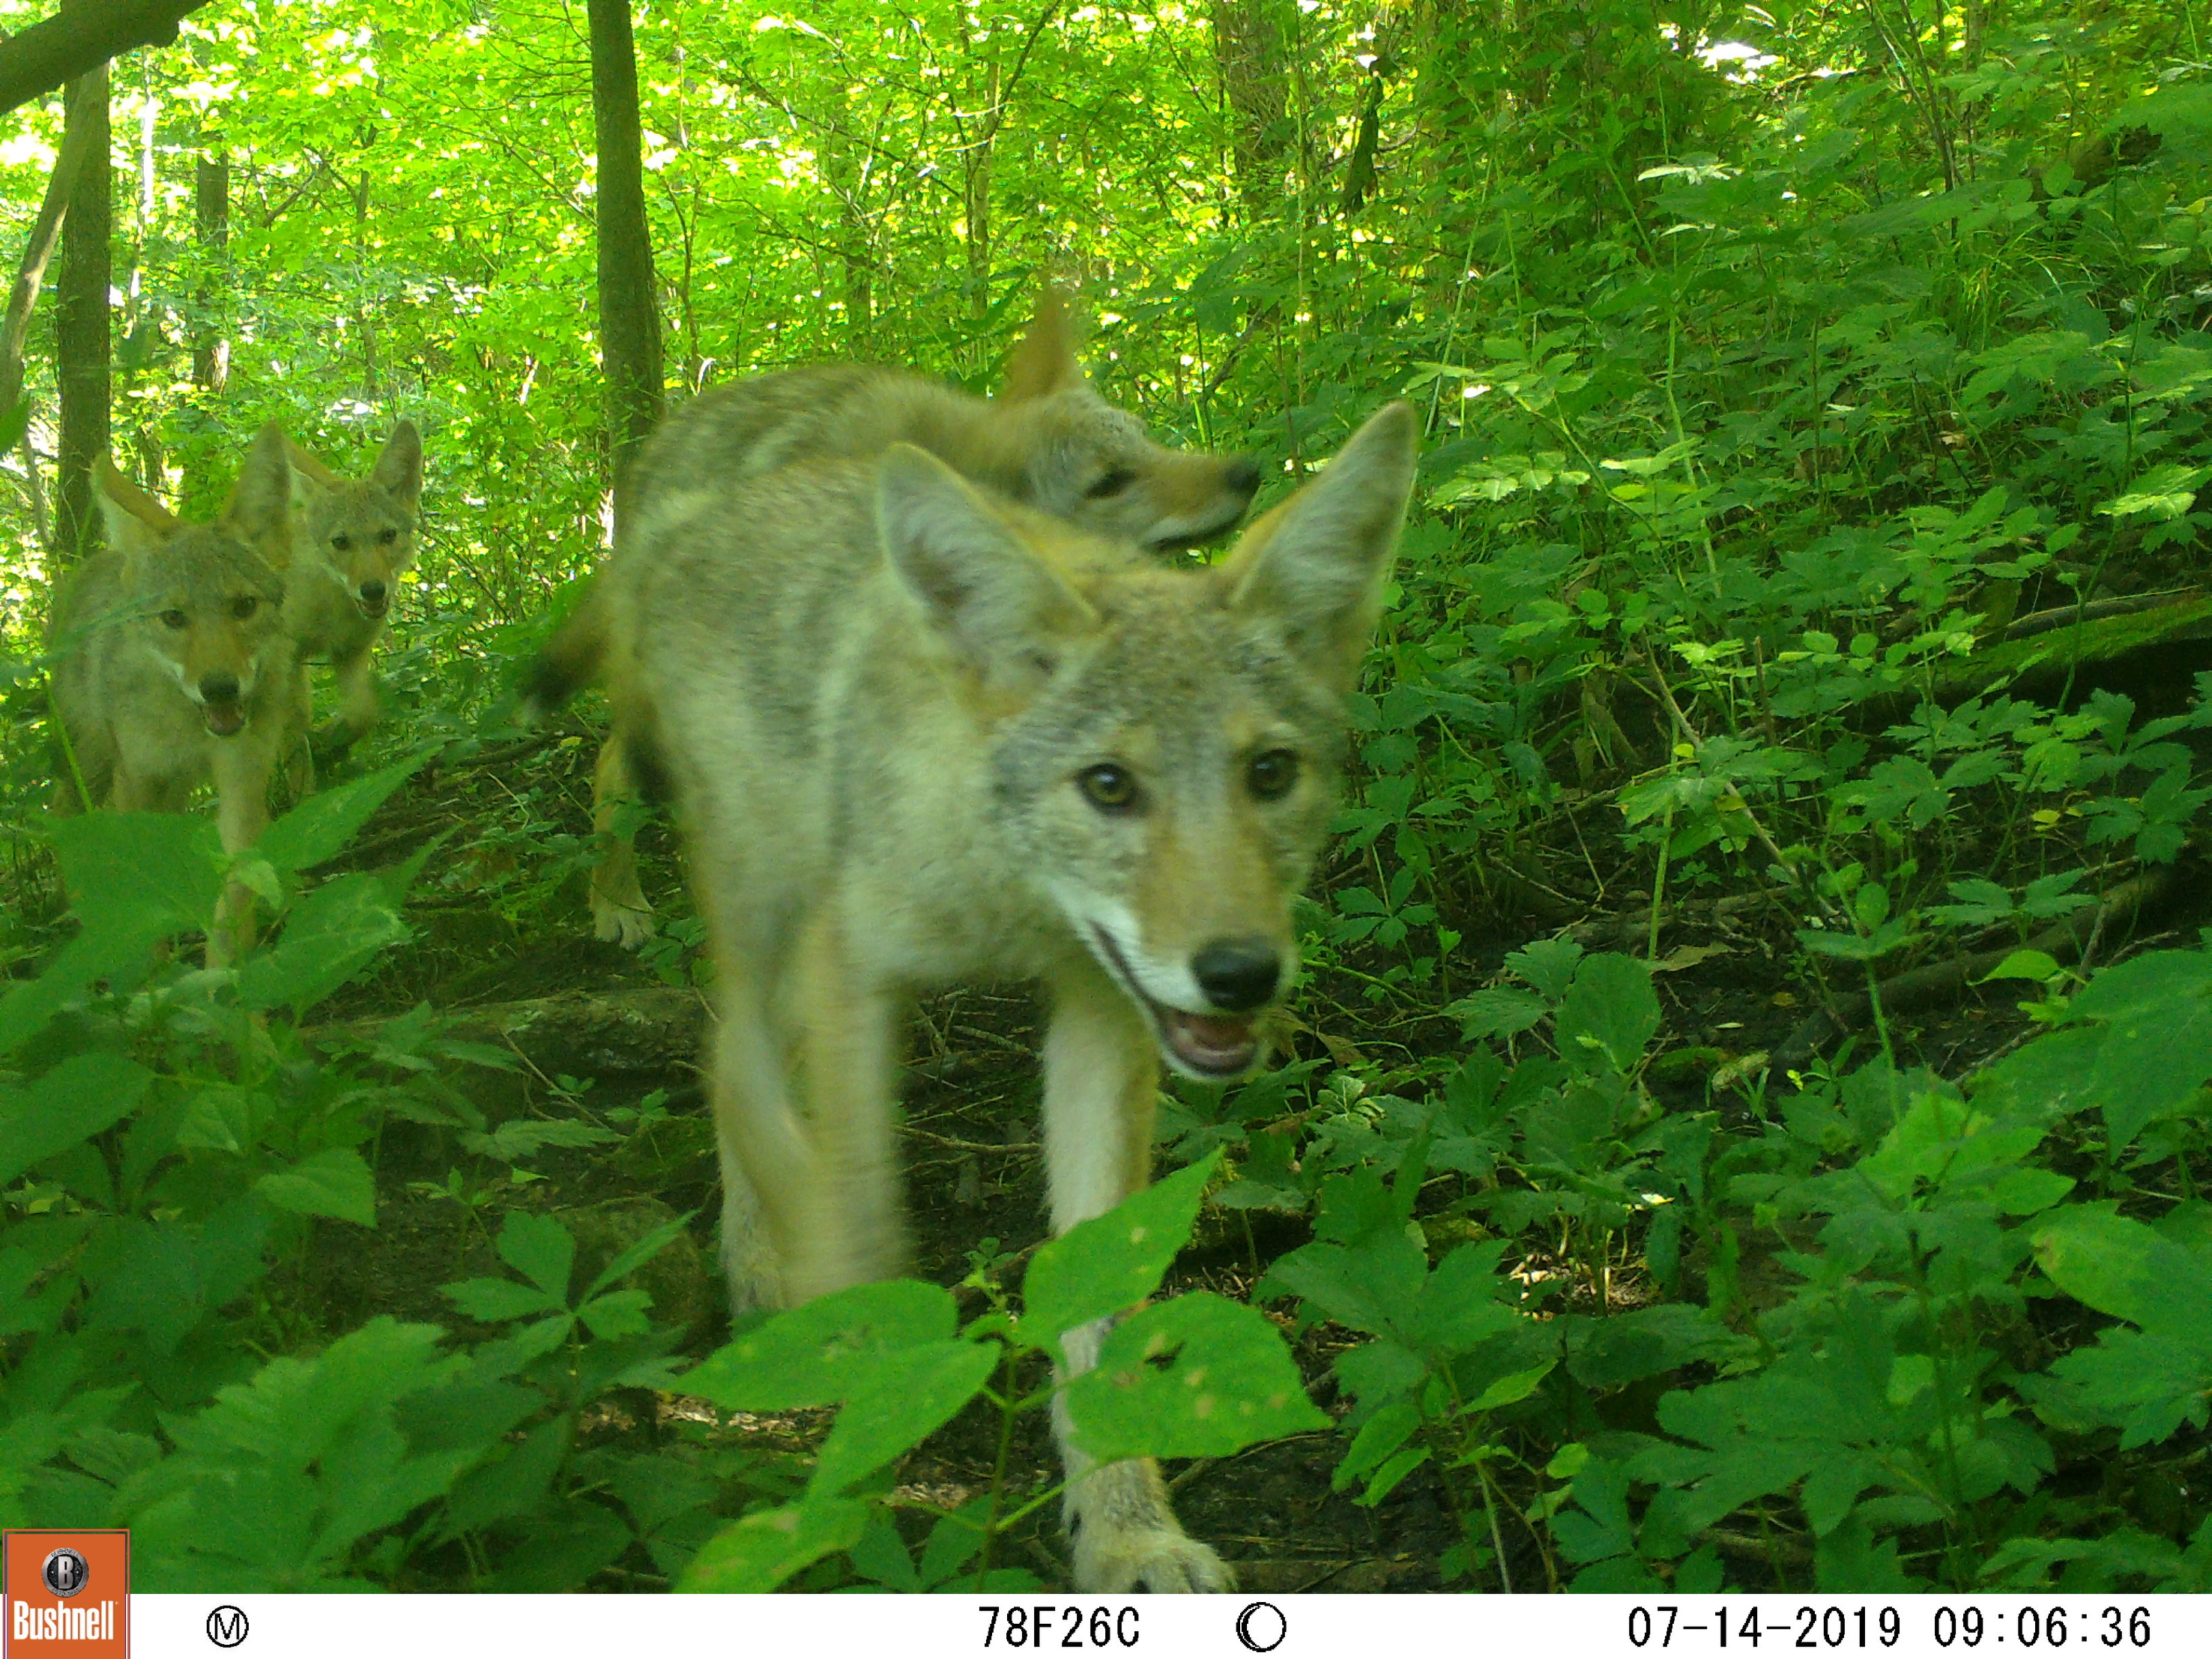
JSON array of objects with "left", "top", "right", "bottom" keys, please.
[
  {"left": 522, "top": 292, "right": 1264, "bottom": 947},
  {"left": 49, "top": 448, "right": 299, "bottom": 967},
  {"left": 630, "top": 403, "right": 1418, "bottom": 1590},
  {"left": 235, "top": 422, "right": 423, "bottom": 793}
]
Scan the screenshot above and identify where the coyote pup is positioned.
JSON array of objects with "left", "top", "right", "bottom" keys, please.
[
  {"left": 632, "top": 402, "right": 1418, "bottom": 1591},
  {"left": 524, "top": 293, "right": 1262, "bottom": 946},
  {"left": 49, "top": 434, "right": 297, "bottom": 965}
]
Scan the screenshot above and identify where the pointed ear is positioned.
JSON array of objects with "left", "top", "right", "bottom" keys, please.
[
  {"left": 998, "top": 288, "right": 1086, "bottom": 403},
  {"left": 877, "top": 444, "right": 1094, "bottom": 686},
  {"left": 370, "top": 420, "right": 423, "bottom": 507},
  {"left": 219, "top": 422, "right": 296, "bottom": 552},
  {"left": 1221, "top": 402, "right": 1419, "bottom": 689},
  {"left": 96, "top": 459, "right": 172, "bottom": 563}
]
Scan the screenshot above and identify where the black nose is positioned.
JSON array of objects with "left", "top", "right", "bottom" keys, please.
[
  {"left": 1191, "top": 939, "right": 1281, "bottom": 1012},
  {"left": 200, "top": 674, "right": 239, "bottom": 704},
  {"left": 358, "top": 580, "right": 387, "bottom": 605},
  {"left": 1225, "top": 456, "right": 1263, "bottom": 496}
]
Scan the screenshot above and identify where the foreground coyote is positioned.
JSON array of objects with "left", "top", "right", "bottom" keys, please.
[
  {"left": 631, "top": 402, "right": 1418, "bottom": 1590},
  {"left": 48, "top": 435, "right": 297, "bottom": 965},
  {"left": 248, "top": 421, "right": 423, "bottom": 791},
  {"left": 523, "top": 294, "right": 1263, "bottom": 946}
]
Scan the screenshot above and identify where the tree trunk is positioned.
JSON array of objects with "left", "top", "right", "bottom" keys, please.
[
  {"left": 55, "top": 13, "right": 109, "bottom": 564},
  {"left": 1209, "top": 0, "right": 1287, "bottom": 218},
  {"left": 586, "top": 0, "right": 665, "bottom": 531},
  {"left": 0, "top": 0, "right": 212, "bottom": 121},
  {"left": 191, "top": 139, "right": 229, "bottom": 396},
  {"left": 0, "top": 79, "right": 97, "bottom": 559},
  {"left": 818, "top": 87, "right": 874, "bottom": 346},
  {"left": 961, "top": 58, "right": 998, "bottom": 321}
]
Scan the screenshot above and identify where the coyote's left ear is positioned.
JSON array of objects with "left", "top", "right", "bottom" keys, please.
[
  {"left": 999, "top": 288, "right": 1085, "bottom": 403},
  {"left": 1223, "top": 402, "right": 1418, "bottom": 689},
  {"left": 370, "top": 420, "right": 424, "bottom": 507},
  {"left": 218, "top": 423, "right": 294, "bottom": 552}
]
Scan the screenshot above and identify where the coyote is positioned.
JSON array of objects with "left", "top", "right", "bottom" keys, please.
[
  {"left": 629, "top": 402, "right": 1418, "bottom": 1590},
  {"left": 48, "top": 433, "right": 297, "bottom": 966},
  {"left": 522, "top": 293, "right": 1263, "bottom": 946},
  {"left": 244, "top": 421, "right": 423, "bottom": 791}
]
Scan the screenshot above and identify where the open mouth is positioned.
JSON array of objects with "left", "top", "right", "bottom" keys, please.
[
  {"left": 201, "top": 702, "right": 246, "bottom": 738},
  {"left": 1089, "top": 925, "right": 1260, "bottom": 1078},
  {"left": 356, "top": 596, "right": 389, "bottom": 620}
]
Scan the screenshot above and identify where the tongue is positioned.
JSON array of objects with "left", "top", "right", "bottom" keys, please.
[
  {"left": 202, "top": 703, "right": 245, "bottom": 737},
  {"left": 1161, "top": 1009, "right": 1259, "bottom": 1077}
]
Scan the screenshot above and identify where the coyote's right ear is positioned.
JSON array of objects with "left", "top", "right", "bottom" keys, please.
[
  {"left": 998, "top": 288, "right": 1086, "bottom": 403},
  {"left": 95, "top": 458, "right": 173, "bottom": 563},
  {"left": 877, "top": 444, "right": 1095, "bottom": 690},
  {"left": 1222, "top": 402, "right": 1419, "bottom": 690},
  {"left": 220, "top": 423, "right": 296, "bottom": 552}
]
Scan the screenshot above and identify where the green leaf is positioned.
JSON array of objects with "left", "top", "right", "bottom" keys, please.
[
  {"left": 1063, "top": 1292, "right": 1327, "bottom": 1463},
  {"left": 496, "top": 1212, "right": 575, "bottom": 1301},
  {"left": 809, "top": 1338, "right": 999, "bottom": 1493},
  {"left": 253, "top": 1146, "right": 377, "bottom": 1227},
  {"left": 1556, "top": 953, "right": 1658, "bottom": 1073},
  {"left": 2033, "top": 1208, "right": 2212, "bottom": 1337},
  {"left": 581, "top": 1209, "right": 699, "bottom": 1302},
  {"left": 120, "top": 1318, "right": 479, "bottom": 1590},
  {"left": 1980, "top": 950, "right": 2063, "bottom": 983},
  {"left": 234, "top": 873, "right": 409, "bottom": 1015},
  {"left": 0, "top": 1054, "right": 152, "bottom": 1190},
  {"left": 55, "top": 811, "right": 225, "bottom": 937},
  {"left": 255, "top": 750, "right": 432, "bottom": 877},
  {"left": 1018, "top": 1152, "right": 1219, "bottom": 1354},
  {"left": 444, "top": 1278, "right": 565, "bottom": 1323},
  {"left": 1467, "top": 1358, "right": 1556, "bottom": 1412},
  {"left": 683, "top": 1280, "right": 958, "bottom": 1410},
  {"left": 675, "top": 1497, "right": 870, "bottom": 1592},
  {"left": 1332, "top": 1398, "right": 1420, "bottom": 1492}
]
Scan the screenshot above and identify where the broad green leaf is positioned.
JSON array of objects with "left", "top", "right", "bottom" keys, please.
[
  {"left": 1018, "top": 1152, "right": 1219, "bottom": 1353},
  {"left": 254, "top": 1147, "right": 377, "bottom": 1227},
  {"left": 496, "top": 1212, "right": 575, "bottom": 1300},
  {"left": 809, "top": 1338, "right": 998, "bottom": 1493},
  {"left": 121, "top": 1318, "right": 477, "bottom": 1591},
  {"left": 581, "top": 1208, "right": 700, "bottom": 1302},
  {"left": 0, "top": 1053, "right": 151, "bottom": 1190},
  {"left": 443, "top": 1278, "right": 564, "bottom": 1323},
  {"left": 1556, "top": 953, "right": 1658, "bottom": 1074},
  {"left": 1332, "top": 1398, "right": 1420, "bottom": 1493},
  {"left": 255, "top": 750, "right": 432, "bottom": 876},
  {"left": 683, "top": 1280, "right": 958, "bottom": 1410},
  {"left": 1063, "top": 1292, "right": 1327, "bottom": 1463},
  {"left": 235, "top": 873, "right": 410, "bottom": 1015},
  {"left": 55, "top": 811, "right": 224, "bottom": 935},
  {"left": 675, "top": 1497, "right": 869, "bottom": 1592},
  {"left": 2033, "top": 1207, "right": 2212, "bottom": 1337}
]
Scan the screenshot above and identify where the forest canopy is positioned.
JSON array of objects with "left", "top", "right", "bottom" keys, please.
[{"left": 0, "top": 0, "right": 2209, "bottom": 1598}]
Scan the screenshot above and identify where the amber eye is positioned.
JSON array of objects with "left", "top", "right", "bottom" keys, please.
[
  {"left": 232, "top": 596, "right": 259, "bottom": 620},
  {"left": 1248, "top": 749, "right": 1299, "bottom": 800},
  {"left": 1086, "top": 468, "right": 1137, "bottom": 500},
  {"left": 331, "top": 533, "right": 351, "bottom": 552},
  {"left": 376, "top": 527, "right": 398, "bottom": 546},
  {"left": 160, "top": 608, "right": 189, "bottom": 631},
  {"left": 1078, "top": 764, "right": 1140, "bottom": 812}
]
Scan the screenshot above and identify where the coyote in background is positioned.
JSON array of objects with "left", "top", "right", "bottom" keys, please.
[
  {"left": 521, "top": 291, "right": 1263, "bottom": 946},
  {"left": 234, "top": 421, "right": 423, "bottom": 794},
  {"left": 629, "top": 402, "right": 1418, "bottom": 1590},
  {"left": 48, "top": 431, "right": 297, "bottom": 966}
]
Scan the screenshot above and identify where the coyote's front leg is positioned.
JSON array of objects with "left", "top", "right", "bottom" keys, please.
[{"left": 1039, "top": 961, "right": 1232, "bottom": 1594}]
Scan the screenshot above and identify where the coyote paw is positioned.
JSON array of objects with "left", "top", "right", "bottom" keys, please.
[
  {"left": 592, "top": 901, "right": 656, "bottom": 949},
  {"left": 1072, "top": 1522, "right": 1233, "bottom": 1594}
]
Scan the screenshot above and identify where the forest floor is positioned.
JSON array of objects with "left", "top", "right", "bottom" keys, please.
[{"left": 222, "top": 695, "right": 2212, "bottom": 1594}]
